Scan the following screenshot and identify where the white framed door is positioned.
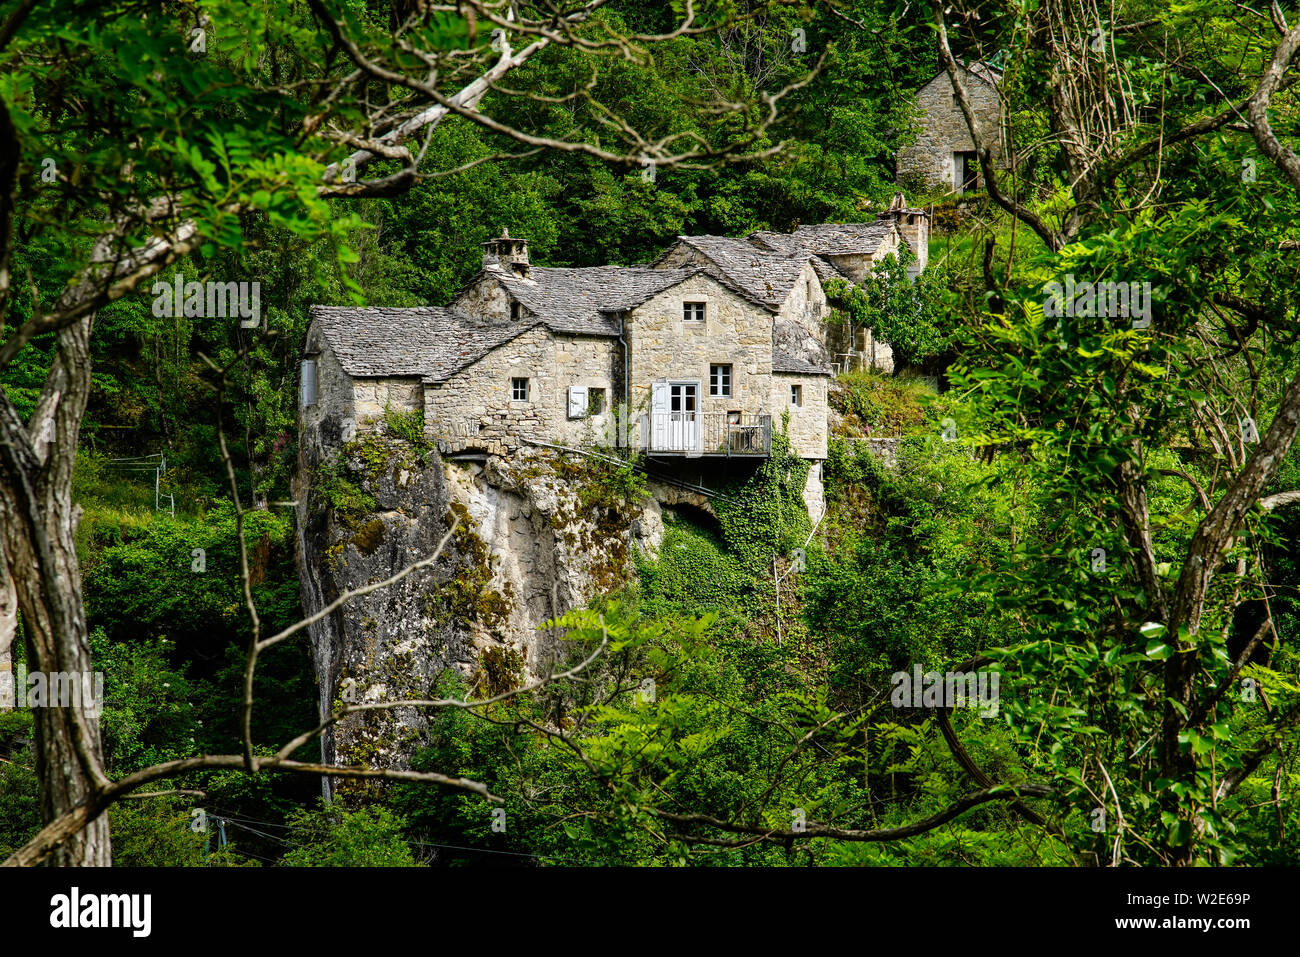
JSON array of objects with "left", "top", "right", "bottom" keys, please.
[{"left": 668, "top": 382, "right": 699, "bottom": 451}]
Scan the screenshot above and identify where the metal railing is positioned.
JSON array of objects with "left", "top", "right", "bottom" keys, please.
[{"left": 640, "top": 412, "right": 772, "bottom": 455}]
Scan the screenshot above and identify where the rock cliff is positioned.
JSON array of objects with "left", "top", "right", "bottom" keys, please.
[{"left": 294, "top": 430, "right": 659, "bottom": 795}]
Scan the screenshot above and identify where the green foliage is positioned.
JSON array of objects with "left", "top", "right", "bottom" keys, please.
[
  {"left": 315, "top": 453, "right": 378, "bottom": 522},
  {"left": 830, "top": 370, "right": 933, "bottom": 436},
  {"left": 106, "top": 800, "right": 249, "bottom": 867},
  {"left": 0, "top": 713, "right": 39, "bottom": 860},
  {"left": 712, "top": 429, "right": 811, "bottom": 573},
  {"left": 83, "top": 501, "right": 299, "bottom": 648},
  {"left": 825, "top": 253, "right": 955, "bottom": 369},
  {"left": 635, "top": 516, "right": 758, "bottom": 620},
  {"left": 807, "top": 434, "right": 1032, "bottom": 702},
  {"left": 282, "top": 804, "right": 421, "bottom": 867},
  {"left": 383, "top": 406, "right": 428, "bottom": 447}
]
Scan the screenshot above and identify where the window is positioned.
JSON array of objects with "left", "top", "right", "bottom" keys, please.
[
  {"left": 588, "top": 387, "right": 606, "bottom": 416},
  {"left": 709, "top": 364, "right": 732, "bottom": 397},
  {"left": 510, "top": 300, "right": 522, "bottom": 321},
  {"left": 300, "top": 359, "right": 318, "bottom": 408},
  {"left": 790, "top": 383, "right": 803, "bottom": 408},
  {"left": 512, "top": 377, "right": 529, "bottom": 401},
  {"left": 683, "top": 301, "right": 706, "bottom": 322},
  {"left": 727, "top": 410, "right": 742, "bottom": 425}
]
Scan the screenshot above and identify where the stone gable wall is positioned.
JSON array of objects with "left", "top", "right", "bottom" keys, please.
[
  {"left": 625, "top": 273, "right": 773, "bottom": 443},
  {"left": 451, "top": 272, "right": 515, "bottom": 322},
  {"left": 775, "top": 259, "right": 831, "bottom": 339},
  {"left": 897, "top": 68, "right": 1003, "bottom": 190},
  {"left": 301, "top": 333, "right": 354, "bottom": 445}
]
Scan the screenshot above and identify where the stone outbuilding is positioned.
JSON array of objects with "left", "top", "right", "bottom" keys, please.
[{"left": 897, "top": 61, "right": 1005, "bottom": 194}]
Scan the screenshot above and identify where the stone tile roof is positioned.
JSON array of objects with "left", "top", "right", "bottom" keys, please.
[
  {"left": 309, "top": 305, "right": 527, "bottom": 382},
  {"left": 808, "top": 255, "right": 850, "bottom": 283},
  {"left": 750, "top": 221, "right": 896, "bottom": 258},
  {"left": 657, "top": 236, "right": 812, "bottom": 309},
  {"left": 489, "top": 265, "right": 702, "bottom": 334}
]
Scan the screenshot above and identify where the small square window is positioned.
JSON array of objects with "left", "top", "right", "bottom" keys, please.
[
  {"left": 512, "top": 377, "right": 529, "bottom": 401},
  {"left": 709, "top": 364, "right": 732, "bottom": 397},
  {"left": 588, "top": 387, "right": 606, "bottom": 416},
  {"left": 790, "top": 383, "right": 803, "bottom": 408},
  {"left": 727, "top": 410, "right": 742, "bottom": 425},
  {"left": 683, "top": 301, "right": 706, "bottom": 322},
  {"left": 510, "top": 300, "right": 522, "bottom": 321}
]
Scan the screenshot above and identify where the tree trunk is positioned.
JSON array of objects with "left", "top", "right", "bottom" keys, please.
[
  {"left": 0, "top": 317, "right": 110, "bottom": 865},
  {"left": 0, "top": 544, "right": 15, "bottom": 709}
]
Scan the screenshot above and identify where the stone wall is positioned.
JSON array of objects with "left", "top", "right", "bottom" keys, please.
[
  {"left": 424, "top": 326, "right": 617, "bottom": 452},
  {"left": 301, "top": 336, "right": 353, "bottom": 433},
  {"left": 772, "top": 372, "right": 829, "bottom": 460},
  {"left": 626, "top": 272, "right": 774, "bottom": 438},
  {"left": 821, "top": 231, "right": 903, "bottom": 285},
  {"left": 897, "top": 67, "right": 1003, "bottom": 191},
  {"left": 802, "top": 460, "right": 825, "bottom": 520},
  {"left": 299, "top": 337, "right": 358, "bottom": 477},
  {"left": 353, "top": 377, "right": 422, "bottom": 425},
  {"left": 451, "top": 271, "right": 515, "bottom": 322}
]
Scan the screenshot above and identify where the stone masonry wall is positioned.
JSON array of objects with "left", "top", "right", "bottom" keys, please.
[
  {"left": 625, "top": 272, "right": 773, "bottom": 443},
  {"left": 451, "top": 271, "right": 514, "bottom": 321},
  {"left": 897, "top": 67, "right": 1003, "bottom": 190},
  {"left": 424, "top": 326, "right": 617, "bottom": 453},
  {"left": 772, "top": 372, "right": 828, "bottom": 460},
  {"left": 301, "top": 337, "right": 354, "bottom": 437},
  {"left": 353, "top": 377, "right": 422, "bottom": 425},
  {"left": 775, "top": 259, "right": 832, "bottom": 340}
]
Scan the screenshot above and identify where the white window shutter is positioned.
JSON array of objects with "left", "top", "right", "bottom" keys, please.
[
  {"left": 650, "top": 380, "right": 669, "bottom": 414},
  {"left": 568, "top": 386, "right": 588, "bottom": 419},
  {"left": 300, "top": 360, "right": 318, "bottom": 408}
]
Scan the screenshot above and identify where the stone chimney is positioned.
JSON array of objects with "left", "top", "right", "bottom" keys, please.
[
  {"left": 877, "top": 192, "right": 929, "bottom": 275},
  {"left": 482, "top": 227, "right": 531, "bottom": 278}
]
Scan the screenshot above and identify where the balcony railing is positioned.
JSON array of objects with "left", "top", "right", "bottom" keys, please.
[{"left": 640, "top": 412, "right": 771, "bottom": 456}]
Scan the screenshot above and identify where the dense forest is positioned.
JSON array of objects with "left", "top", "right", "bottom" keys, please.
[{"left": 1, "top": 0, "right": 1299, "bottom": 875}]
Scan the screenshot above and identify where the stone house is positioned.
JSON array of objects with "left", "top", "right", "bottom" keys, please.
[
  {"left": 897, "top": 61, "right": 1005, "bottom": 194},
  {"left": 301, "top": 203, "right": 930, "bottom": 518}
]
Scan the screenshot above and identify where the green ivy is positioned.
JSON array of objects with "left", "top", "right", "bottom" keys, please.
[{"left": 713, "top": 428, "right": 811, "bottom": 574}]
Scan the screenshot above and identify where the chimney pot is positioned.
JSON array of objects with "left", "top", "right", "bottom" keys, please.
[{"left": 482, "top": 229, "right": 531, "bottom": 276}]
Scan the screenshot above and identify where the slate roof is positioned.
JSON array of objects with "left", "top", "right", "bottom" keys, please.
[
  {"left": 750, "top": 221, "right": 896, "bottom": 259},
  {"left": 773, "top": 351, "right": 829, "bottom": 375},
  {"left": 309, "top": 305, "right": 528, "bottom": 383},
  {"left": 655, "top": 236, "right": 812, "bottom": 310},
  {"left": 489, "top": 265, "right": 705, "bottom": 334}
]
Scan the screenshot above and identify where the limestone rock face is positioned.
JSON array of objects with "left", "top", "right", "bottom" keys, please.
[{"left": 294, "top": 437, "right": 657, "bottom": 795}]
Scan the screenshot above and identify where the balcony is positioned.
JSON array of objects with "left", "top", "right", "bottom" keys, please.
[{"left": 640, "top": 412, "right": 772, "bottom": 457}]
